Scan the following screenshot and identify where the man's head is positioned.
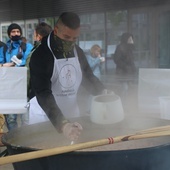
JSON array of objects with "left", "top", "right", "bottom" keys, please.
[
  {"left": 54, "top": 12, "right": 80, "bottom": 42},
  {"left": 34, "top": 22, "right": 52, "bottom": 42},
  {"left": 7, "top": 23, "right": 22, "bottom": 41}
]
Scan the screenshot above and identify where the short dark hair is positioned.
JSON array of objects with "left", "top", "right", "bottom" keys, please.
[
  {"left": 56, "top": 12, "right": 80, "bottom": 29},
  {"left": 35, "top": 22, "right": 52, "bottom": 37}
]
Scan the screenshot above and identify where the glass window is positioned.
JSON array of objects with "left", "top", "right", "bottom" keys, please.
[
  {"left": 106, "top": 11, "right": 128, "bottom": 72},
  {"left": 1, "top": 22, "right": 11, "bottom": 43},
  {"left": 79, "top": 13, "right": 105, "bottom": 56},
  {"left": 130, "top": 12, "right": 150, "bottom": 68},
  {"left": 158, "top": 10, "right": 170, "bottom": 68},
  {"left": 39, "top": 17, "right": 55, "bottom": 28},
  {"left": 25, "top": 19, "right": 39, "bottom": 44}
]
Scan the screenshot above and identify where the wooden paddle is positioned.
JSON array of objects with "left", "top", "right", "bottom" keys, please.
[{"left": 0, "top": 125, "right": 170, "bottom": 165}]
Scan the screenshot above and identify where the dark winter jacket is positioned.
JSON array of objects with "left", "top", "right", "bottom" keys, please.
[
  {"left": 29, "top": 31, "right": 105, "bottom": 131},
  {"left": 113, "top": 33, "right": 136, "bottom": 74}
]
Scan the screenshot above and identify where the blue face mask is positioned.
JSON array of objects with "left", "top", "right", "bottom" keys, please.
[{"left": 11, "top": 35, "right": 21, "bottom": 41}]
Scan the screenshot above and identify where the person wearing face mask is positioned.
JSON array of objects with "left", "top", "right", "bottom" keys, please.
[
  {"left": 1, "top": 23, "right": 33, "bottom": 131},
  {"left": 113, "top": 32, "right": 136, "bottom": 75},
  {"left": 2, "top": 23, "right": 33, "bottom": 67},
  {"left": 29, "top": 12, "right": 107, "bottom": 142}
]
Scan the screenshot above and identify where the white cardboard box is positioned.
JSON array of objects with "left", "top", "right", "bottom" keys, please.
[{"left": 0, "top": 67, "right": 27, "bottom": 114}]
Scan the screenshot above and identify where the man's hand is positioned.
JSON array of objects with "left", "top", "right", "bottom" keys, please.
[{"left": 62, "top": 122, "right": 83, "bottom": 141}]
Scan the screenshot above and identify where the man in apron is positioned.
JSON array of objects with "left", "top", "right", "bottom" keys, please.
[{"left": 29, "top": 12, "right": 106, "bottom": 141}]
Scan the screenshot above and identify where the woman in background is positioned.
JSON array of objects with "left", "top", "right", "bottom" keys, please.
[
  {"left": 86, "top": 44, "right": 105, "bottom": 80},
  {"left": 113, "top": 32, "right": 136, "bottom": 75}
]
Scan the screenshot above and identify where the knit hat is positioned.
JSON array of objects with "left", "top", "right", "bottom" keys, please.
[{"left": 7, "top": 23, "right": 22, "bottom": 36}]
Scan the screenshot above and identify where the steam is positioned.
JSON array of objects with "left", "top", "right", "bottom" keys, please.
[{"left": 3, "top": 3, "right": 170, "bottom": 168}]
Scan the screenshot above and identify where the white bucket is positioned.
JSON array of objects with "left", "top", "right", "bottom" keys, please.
[
  {"left": 159, "top": 96, "right": 170, "bottom": 120},
  {"left": 90, "top": 94, "right": 124, "bottom": 124}
]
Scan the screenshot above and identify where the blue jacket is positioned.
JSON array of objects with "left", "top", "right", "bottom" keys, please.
[
  {"left": 0, "top": 41, "right": 7, "bottom": 63},
  {"left": 0, "top": 39, "right": 33, "bottom": 66},
  {"left": 0, "top": 46, "right": 4, "bottom": 63},
  {"left": 86, "top": 55, "right": 101, "bottom": 80}
]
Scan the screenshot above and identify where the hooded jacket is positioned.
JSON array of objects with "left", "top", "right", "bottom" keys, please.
[{"left": 113, "top": 32, "right": 136, "bottom": 74}]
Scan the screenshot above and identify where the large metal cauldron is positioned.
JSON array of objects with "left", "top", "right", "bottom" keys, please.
[{"left": 2, "top": 115, "right": 170, "bottom": 170}]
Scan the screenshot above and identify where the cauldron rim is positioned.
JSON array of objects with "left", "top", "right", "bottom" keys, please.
[
  {"left": 2, "top": 133, "right": 170, "bottom": 154},
  {"left": 2, "top": 116, "right": 170, "bottom": 154}
]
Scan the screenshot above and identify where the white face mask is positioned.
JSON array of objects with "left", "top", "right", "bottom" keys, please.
[{"left": 127, "top": 37, "right": 134, "bottom": 44}]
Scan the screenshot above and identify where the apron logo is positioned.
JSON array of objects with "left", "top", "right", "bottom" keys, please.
[{"left": 59, "top": 64, "right": 76, "bottom": 88}]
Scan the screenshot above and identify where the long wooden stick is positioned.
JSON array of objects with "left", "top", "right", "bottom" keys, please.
[
  {"left": 0, "top": 125, "right": 170, "bottom": 165},
  {"left": 136, "top": 125, "right": 170, "bottom": 134}
]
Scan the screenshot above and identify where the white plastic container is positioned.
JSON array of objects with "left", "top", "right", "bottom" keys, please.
[
  {"left": 90, "top": 94, "right": 124, "bottom": 124},
  {"left": 159, "top": 96, "right": 170, "bottom": 120}
]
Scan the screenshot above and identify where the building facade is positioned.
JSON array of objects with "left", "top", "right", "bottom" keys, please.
[{"left": 0, "top": 0, "right": 170, "bottom": 72}]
